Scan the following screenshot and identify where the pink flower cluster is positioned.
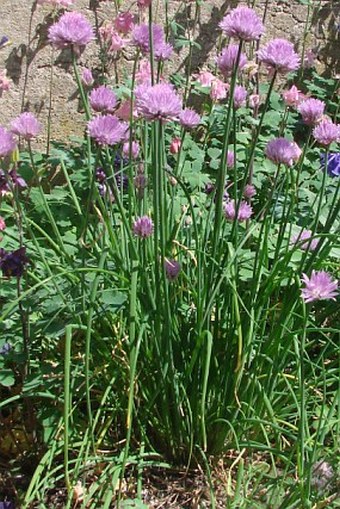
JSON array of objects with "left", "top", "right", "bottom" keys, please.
[
  {"left": 10, "top": 112, "right": 42, "bottom": 140},
  {"left": 220, "top": 6, "right": 264, "bottom": 42},
  {"left": 89, "top": 86, "right": 117, "bottom": 114},
  {"left": 217, "top": 44, "right": 248, "bottom": 77},
  {"left": 224, "top": 200, "right": 253, "bottom": 222},
  {"left": 135, "top": 83, "right": 182, "bottom": 122},
  {"left": 132, "top": 23, "right": 173, "bottom": 61},
  {"left": 87, "top": 115, "right": 128, "bottom": 146},
  {"left": 301, "top": 271, "right": 338, "bottom": 303},
  {"left": 258, "top": 39, "right": 300, "bottom": 74},
  {"left": 266, "top": 138, "right": 301, "bottom": 167},
  {"left": 48, "top": 12, "right": 94, "bottom": 54},
  {"left": 0, "top": 126, "right": 17, "bottom": 158}
]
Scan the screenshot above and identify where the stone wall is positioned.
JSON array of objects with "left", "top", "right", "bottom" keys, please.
[{"left": 0, "top": 0, "right": 339, "bottom": 150}]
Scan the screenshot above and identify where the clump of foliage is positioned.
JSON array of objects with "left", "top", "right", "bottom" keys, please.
[{"left": 0, "top": 1, "right": 339, "bottom": 507}]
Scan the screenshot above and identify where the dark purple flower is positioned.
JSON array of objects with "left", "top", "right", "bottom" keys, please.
[
  {"left": 205, "top": 182, "right": 215, "bottom": 195},
  {"left": 0, "top": 36, "right": 9, "bottom": 49},
  {"left": 0, "top": 501, "right": 15, "bottom": 509},
  {"left": 114, "top": 171, "right": 128, "bottom": 191},
  {"left": 0, "top": 169, "right": 26, "bottom": 195},
  {"left": 0, "top": 247, "right": 29, "bottom": 278},
  {"left": 321, "top": 152, "right": 340, "bottom": 177},
  {"left": 95, "top": 167, "right": 106, "bottom": 183}
]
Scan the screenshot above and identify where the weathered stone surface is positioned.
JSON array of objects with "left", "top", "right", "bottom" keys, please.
[{"left": 0, "top": 0, "right": 339, "bottom": 149}]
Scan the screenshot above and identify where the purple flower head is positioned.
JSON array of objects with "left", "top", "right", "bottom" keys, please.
[
  {"left": 313, "top": 119, "right": 340, "bottom": 146},
  {"left": 132, "top": 23, "right": 164, "bottom": 54},
  {"left": 179, "top": 108, "right": 201, "bottom": 130},
  {"left": 87, "top": 115, "right": 127, "bottom": 146},
  {"left": 10, "top": 112, "right": 42, "bottom": 140},
  {"left": 217, "top": 44, "right": 248, "bottom": 76},
  {"left": 321, "top": 152, "right": 340, "bottom": 177},
  {"left": 311, "top": 460, "right": 334, "bottom": 492},
  {"left": 219, "top": 6, "right": 264, "bottom": 42},
  {"left": 265, "top": 137, "right": 301, "bottom": 166},
  {"left": 133, "top": 215, "right": 153, "bottom": 238},
  {"left": 224, "top": 199, "right": 252, "bottom": 222},
  {"left": 154, "top": 42, "right": 173, "bottom": 61},
  {"left": 301, "top": 270, "right": 338, "bottom": 303},
  {"left": 205, "top": 182, "right": 215, "bottom": 195},
  {"left": 258, "top": 39, "right": 300, "bottom": 74},
  {"left": 227, "top": 150, "right": 235, "bottom": 168},
  {"left": 0, "top": 247, "right": 29, "bottom": 278},
  {"left": 0, "top": 127, "right": 16, "bottom": 158},
  {"left": 298, "top": 98, "right": 325, "bottom": 126},
  {"left": 135, "top": 83, "right": 182, "bottom": 122},
  {"left": 82, "top": 68, "right": 94, "bottom": 87},
  {"left": 233, "top": 85, "right": 247, "bottom": 109},
  {"left": 89, "top": 86, "right": 117, "bottom": 114},
  {"left": 114, "top": 11, "right": 135, "bottom": 35},
  {"left": 243, "top": 184, "right": 256, "bottom": 199},
  {"left": 48, "top": 12, "right": 94, "bottom": 54},
  {"left": 292, "top": 229, "right": 319, "bottom": 251},
  {"left": 164, "top": 258, "right": 181, "bottom": 281},
  {"left": 123, "top": 140, "right": 140, "bottom": 159}
]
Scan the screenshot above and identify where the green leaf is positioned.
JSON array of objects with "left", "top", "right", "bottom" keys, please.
[{"left": 0, "top": 369, "right": 15, "bottom": 387}]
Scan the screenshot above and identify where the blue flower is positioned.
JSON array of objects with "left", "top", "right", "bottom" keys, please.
[
  {"left": 0, "top": 502, "right": 15, "bottom": 509},
  {"left": 0, "top": 342, "right": 12, "bottom": 356},
  {"left": 320, "top": 152, "right": 340, "bottom": 177},
  {"left": 0, "top": 36, "right": 10, "bottom": 49}
]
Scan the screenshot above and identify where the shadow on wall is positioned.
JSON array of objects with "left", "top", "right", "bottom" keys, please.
[
  {"left": 174, "top": 0, "right": 238, "bottom": 74},
  {"left": 5, "top": 1, "right": 53, "bottom": 114},
  {"left": 311, "top": 0, "right": 340, "bottom": 76},
  {"left": 5, "top": 0, "right": 79, "bottom": 114}
]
